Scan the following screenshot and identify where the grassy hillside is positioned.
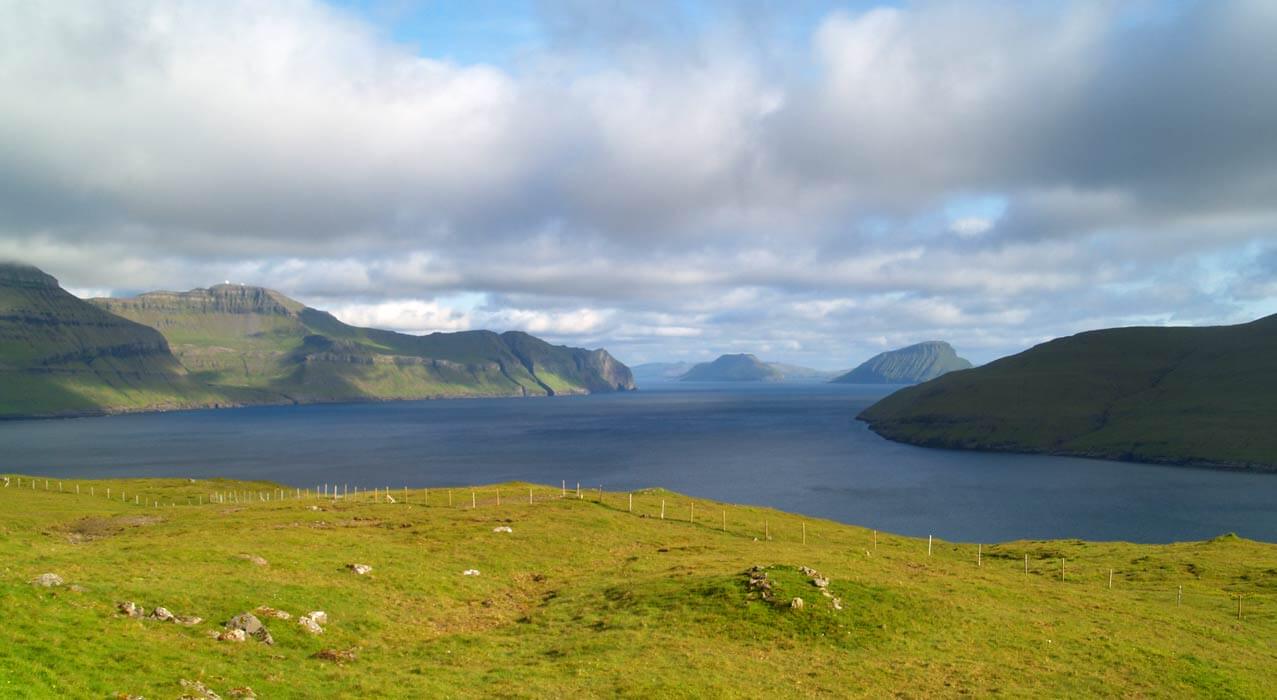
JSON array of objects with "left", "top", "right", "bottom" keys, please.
[
  {"left": 0, "top": 263, "right": 239, "bottom": 418},
  {"left": 2, "top": 475, "right": 1275, "bottom": 697},
  {"left": 859, "top": 316, "right": 1277, "bottom": 469},
  {"left": 92, "top": 285, "right": 635, "bottom": 405}
]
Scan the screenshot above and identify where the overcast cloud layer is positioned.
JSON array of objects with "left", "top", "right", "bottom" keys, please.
[{"left": 2, "top": 0, "right": 1276, "bottom": 368}]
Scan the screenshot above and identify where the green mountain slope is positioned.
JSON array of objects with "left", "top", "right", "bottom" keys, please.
[
  {"left": 92, "top": 283, "right": 635, "bottom": 403},
  {"left": 0, "top": 263, "right": 234, "bottom": 417},
  {"left": 832, "top": 341, "right": 972, "bottom": 384},
  {"left": 679, "top": 354, "right": 784, "bottom": 382},
  {"left": 858, "top": 316, "right": 1277, "bottom": 470}
]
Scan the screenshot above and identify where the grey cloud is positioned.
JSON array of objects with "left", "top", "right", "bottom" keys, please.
[{"left": 1, "top": 0, "right": 1275, "bottom": 369}]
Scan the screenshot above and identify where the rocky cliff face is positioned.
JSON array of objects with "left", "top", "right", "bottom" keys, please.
[
  {"left": 94, "top": 284, "right": 300, "bottom": 317},
  {"left": 831, "top": 341, "right": 972, "bottom": 385},
  {"left": 0, "top": 263, "right": 226, "bottom": 417}
]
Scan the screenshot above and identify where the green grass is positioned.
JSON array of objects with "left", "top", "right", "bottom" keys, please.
[{"left": 1, "top": 477, "right": 1275, "bottom": 697}]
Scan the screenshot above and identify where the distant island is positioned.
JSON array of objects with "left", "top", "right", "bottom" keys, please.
[
  {"left": 630, "top": 361, "right": 694, "bottom": 383},
  {"left": 673, "top": 354, "right": 841, "bottom": 383},
  {"left": 859, "top": 316, "right": 1277, "bottom": 471},
  {"left": 0, "top": 262, "right": 634, "bottom": 418},
  {"left": 831, "top": 341, "right": 972, "bottom": 385}
]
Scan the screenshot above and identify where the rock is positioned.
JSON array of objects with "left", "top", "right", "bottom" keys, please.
[
  {"left": 347, "top": 563, "right": 372, "bottom": 576},
  {"left": 306, "top": 611, "right": 328, "bottom": 625},
  {"left": 115, "top": 694, "right": 144, "bottom": 700},
  {"left": 812, "top": 577, "right": 830, "bottom": 588},
  {"left": 790, "top": 597, "right": 804, "bottom": 610},
  {"left": 492, "top": 526, "right": 513, "bottom": 533},
  {"left": 831, "top": 597, "right": 843, "bottom": 611},
  {"left": 32, "top": 573, "right": 64, "bottom": 587},
  {"left": 237, "top": 554, "right": 269, "bottom": 567},
  {"left": 799, "top": 566, "right": 818, "bottom": 577},
  {"left": 312, "top": 648, "right": 357, "bottom": 663},
  {"left": 179, "top": 678, "right": 221, "bottom": 699},
  {"left": 254, "top": 606, "right": 291, "bottom": 620},
  {"left": 228, "top": 688, "right": 257, "bottom": 698},
  {"left": 175, "top": 615, "right": 204, "bottom": 626},
  {"left": 297, "top": 616, "right": 324, "bottom": 635},
  {"left": 118, "top": 601, "right": 144, "bottom": 618},
  {"left": 217, "top": 629, "right": 246, "bottom": 643},
  {"left": 462, "top": 569, "right": 481, "bottom": 576},
  {"left": 68, "top": 584, "right": 87, "bottom": 593},
  {"left": 225, "top": 612, "right": 273, "bottom": 644},
  {"left": 148, "top": 607, "right": 176, "bottom": 622}
]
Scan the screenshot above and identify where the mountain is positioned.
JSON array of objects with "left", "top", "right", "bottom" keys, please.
[
  {"left": 831, "top": 341, "right": 972, "bottom": 384},
  {"left": 0, "top": 263, "right": 634, "bottom": 417},
  {"left": 679, "top": 354, "right": 783, "bottom": 382},
  {"left": 0, "top": 262, "right": 232, "bottom": 417},
  {"left": 858, "top": 316, "right": 1277, "bottom": 470},
  {"left": 91, "top": 283, "right": 635, "bottom": 403},
  {"left": 631, "top": 362, "right": 694, "bottom": 384}
]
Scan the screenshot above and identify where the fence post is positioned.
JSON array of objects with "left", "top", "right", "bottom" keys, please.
[
  {"left": 802, "top": 522, "right": 807, "bottom": 545},
  {"left": 661, "top": 499, "right": 665, "bottom": 520},
  {"left": 628, "top": 493, "right": 633, "bottom": 512},
  {"left": 928, "top": 535, "right": 932, "bottom": 556},
  {"left": 978, "top": 544, "right": 982, "bottom": 567}
]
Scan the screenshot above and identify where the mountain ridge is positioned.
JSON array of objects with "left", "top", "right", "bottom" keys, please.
[{"left": 0, "top": 263, "right": 633, "bottom": 418}]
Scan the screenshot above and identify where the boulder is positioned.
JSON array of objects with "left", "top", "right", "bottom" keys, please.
[
  {"left": 297, "top": 616, "right": 324, "bottom": 635},
  {"left": 148, "top": 607, "right": 176, "bottom": 622},
  {"left": 492, "top": 526, "right": 513, "bottom": 533},
  {"left": 118, "top": 601, "right": 144, "bottom": 618},
  {"left": 831, "top": 597, "right": 843, "bottom": 611},
  {"left": 812, "top": 577, "right": 830, "bottom": 589},
  {"left": 225, "top": 612, "right": 273, "bottom": 645},
  {"left": 306, "top": 611, "right": 328, "bottom": 625},
  {"left": 346, "top": 563, "right": 372, "bottom": 576},
  {"left": 312, "top": 648, "right": 357, "bottom": 663},
  {"left": 237, "top": 554, "right": 269, "bottom": 567},
  {"left": 462, "top": 569, "right": 481, "bottom": 576},
  {"left": 254, "top": 606, "right": 291, "bottom": 620},
  {"left": 790, "top": 597, "right": 804, "bottom": 610},
  {"left": 228, "top": 688, "right": 257, "bottom": 698},
  {"left": 217, "top": 629, "right": 246, "bottom": 643},
  {"left": 179, "top": 678, "right": 221, "bottom": 699},
  {"left": 32, "top": 573, "right": 64, "bottom": 587},
  {"left": 175, "top": 615, "right": 204, "bottom": 626}
]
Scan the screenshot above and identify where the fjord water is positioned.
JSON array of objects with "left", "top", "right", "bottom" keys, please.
[{"left": 3, "top": 382, "right": 1275, "bottom": 543}]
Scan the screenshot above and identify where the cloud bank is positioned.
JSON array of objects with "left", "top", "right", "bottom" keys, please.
[{"left": 2, "top": 0, "right": 1275, "bottom": 367}]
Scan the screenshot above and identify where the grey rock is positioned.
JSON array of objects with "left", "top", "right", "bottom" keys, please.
[
  {"left": 148, "top": 606, "right": 175, "bottom": 622},
  {"left": 118, "top": 601, "right": 144, "bottom": 618},
  {"left": 32, "top": 573, "right": 64, "bottom": 587}
]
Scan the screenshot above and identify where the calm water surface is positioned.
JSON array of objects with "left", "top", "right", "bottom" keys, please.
[{"left": 3, "top": 382, "right": 1275, "bottom": 543}]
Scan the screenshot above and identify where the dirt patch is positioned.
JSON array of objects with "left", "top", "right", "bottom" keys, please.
[{"left": 53, "top": 515, "right": 162, "bottom": 544}]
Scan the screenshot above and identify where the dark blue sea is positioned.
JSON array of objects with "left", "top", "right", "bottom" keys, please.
[{"left": 3, "top": 381, "right": 1276, "bottom": 543}]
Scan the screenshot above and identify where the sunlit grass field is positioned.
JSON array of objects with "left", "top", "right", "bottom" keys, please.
[{"left": 2, "top": 475, "right": 1274, "bottom": 697}]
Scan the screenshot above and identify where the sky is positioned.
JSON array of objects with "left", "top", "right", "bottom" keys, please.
[{"left": 2, "top": 1, "right": 1276, "bottom": 369}]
